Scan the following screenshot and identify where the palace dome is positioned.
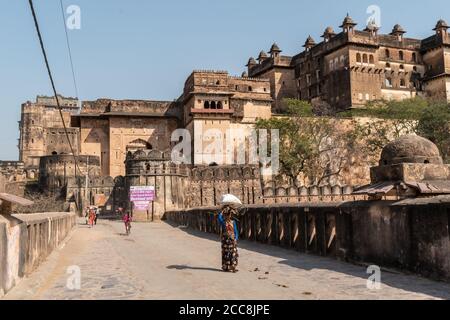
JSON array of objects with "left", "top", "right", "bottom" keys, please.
[{"left": 379, "top": 135, "right": 443, "bottom": 166}]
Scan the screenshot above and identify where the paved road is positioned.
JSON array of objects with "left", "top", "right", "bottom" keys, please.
[{"left": 3, "top": 219, "right": 450, "bottom": 300}]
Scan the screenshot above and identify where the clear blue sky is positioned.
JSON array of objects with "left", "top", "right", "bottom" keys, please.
[{"left": 1, "top": 0, "right": 449, "bottom": 160}]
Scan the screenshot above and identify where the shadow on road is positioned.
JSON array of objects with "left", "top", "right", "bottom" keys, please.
[
  {"left": 165, "top": 221, "right": 450, "bottom": 300},
  {"left": 167, "top": 265, "right": 223, "bottom": 273}
]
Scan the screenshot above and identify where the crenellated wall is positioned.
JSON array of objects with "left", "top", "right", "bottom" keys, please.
[
  {"left": 164, "top": 198, "right": 450, "bottom": 282},
  {"left": 0, "top": 212, "right": 76, "bottom": 296}
]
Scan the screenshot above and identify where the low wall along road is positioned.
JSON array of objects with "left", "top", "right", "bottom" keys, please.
[
  {"left": 165, "top": 200, "right": 450, "bottom": 283},
  {"left": 0, "top": 212, "right": 76, "bottom": 296}
]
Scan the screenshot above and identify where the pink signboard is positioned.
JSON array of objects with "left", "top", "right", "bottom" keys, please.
[
  {"left": 130, "top": 186, "right": 155, "bottom": 202},
  {"left": 133, "top": 201, "right": 150, "bottom": 211}
]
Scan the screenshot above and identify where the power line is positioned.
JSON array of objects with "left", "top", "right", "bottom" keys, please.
[
  {"left": 59, "top": 0, "right": 79, "bottom": 101},
  {"left": 28, "top": 0, "right": 83, "bottom": 206}
]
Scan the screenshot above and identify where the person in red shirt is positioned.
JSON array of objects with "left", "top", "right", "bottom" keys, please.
[{"left": 123, "top": 211, "right": 132, "bottom": 235}]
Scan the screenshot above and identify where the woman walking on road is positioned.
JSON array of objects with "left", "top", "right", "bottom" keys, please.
[
  {"left": 88, "top": 208, "right": 96, "bottom": 228},
  {"left": 217, "top": 195, "right": 242, "bottom": 273}
]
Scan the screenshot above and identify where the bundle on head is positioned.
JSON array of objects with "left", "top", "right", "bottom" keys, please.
[{"left": 222, "top": 205, "right": 238, "bottom": 220}]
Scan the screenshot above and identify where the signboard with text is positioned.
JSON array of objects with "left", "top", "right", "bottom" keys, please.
[{"left": 130, "top": 186, "right": 155, "bottom": 211}]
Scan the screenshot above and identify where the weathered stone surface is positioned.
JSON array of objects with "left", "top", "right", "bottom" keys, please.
[
  {"left": 165, "top": 199, "right": 450, "bottom": 282},
  {"left": 0, "top": 212, "right": 76, "bottom": 297},
  {"left": 379, "top": 135, "right": 443, "bottom": 166}
]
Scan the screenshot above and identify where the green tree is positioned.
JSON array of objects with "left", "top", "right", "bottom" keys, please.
[
  {"left": 417, "top": 101, "right": 450, "bottom": 162},
  {"left": 256, "top": 100, "right": 356, "bottom": 185}
]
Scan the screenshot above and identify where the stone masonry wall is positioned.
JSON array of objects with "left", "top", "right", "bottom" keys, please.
[
  {"left": 165, "top": 199, "right": 450, "bottom": 282},
  {"left": 0, "top": 212, "right": 76, "bottom": 296}
]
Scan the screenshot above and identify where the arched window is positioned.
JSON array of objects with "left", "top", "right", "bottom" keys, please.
[
  {"left": 385, "top": 49, "right": 390, "bottom": 58},
  {"left": 400, "top": 64, "right": 405, "bottom": 71},
  {"left": 217, "top": 101, "right": 223, "bottom": 109},
  {"left": 399, "top": 51, "right": 404, "bottom": 60},
  {"left": 356, "top": 53, "right": 362, "bottom": 63},
  {"left": 204, "top": 101, "right": 210, "bottom": 109},
  {"left": 400, "top": 79, "right": 406, "bottom": 87},
  {"left": 52, "top": 151, "right": 58, "bottom": 155},
  {"left": 369, "top": 55, "right": 375, "bottom": 64},
  {"left": 385, "top": 62, "right": 391, "bottom": 69},
  {"left": 363, "top": 54, "right": 368, "bottom": 64},
  {"left": 412, "top": 52, "right": 417, "bottom": 63},
  {"left": 248, "top": 86, "right": 253, "bottom": 92},
  {"left": 211, "top": 101, "right": 217, "bottom": 109},
  {"left": 385, "top": 78, "right": 393, "bottom": 87}
]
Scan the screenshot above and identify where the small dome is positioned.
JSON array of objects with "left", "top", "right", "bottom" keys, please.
[
  {"left": 322, "top": 26, "right": 336, "bottom": 36},
  {"left": 364, "top": 21, "right": 379, "bottom": 32},
  {"left": 380, "top": 135, "right": 443, "bottom": 166},
  {"left": 340, "top": 14, "right": 357, "bottom": 28},
  {"left": 258, "top": 51, "right": 268, "bottom": 60},
  {"left": 246, "top": 57, "right": 257, "bottom": 66},
  {"left": 241, "top": 71, "right": 248, "bottom": 77},
  {"left": 391, "top": 24, "right": 406, "bottom": 34},
  {"left": 434, "top": 19, "right": 449, "bottom": 30},
  {"left": 269, "top": 43, "right": 281, "bottom": 53},
  {"left": 303, "top": 35, "right": 316, "bottom": 48}
]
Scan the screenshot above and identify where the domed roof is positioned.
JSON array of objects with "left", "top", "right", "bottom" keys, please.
[
  {"left": 258, "top": 51, "right": 268, "bottom": 60},
  {"left": 391, "top": 24, "right": 406, "bottom": 34},
  {"left": 303, "top": 35, "right": 316, "bottom": 48},
  {"left": 322, "top": 26, "right": 336, "bottom": 36},
  {"left": 269, "top": 43, "right": 281, "bottom": 53},
  {"left": 434, "top": 19, "right": 449, "bottom": 30},
  {"left": 246, "top": 57, "right": 257, "bottom": 66},
  {"left": 364, "top": 21, "right": 379, "bottom": 32},
  {"left": 340, "top": 14, "right": 357, "bottom": 27},
  {"left": 380, "top": 135, "right": 443, "bottom": 166}
]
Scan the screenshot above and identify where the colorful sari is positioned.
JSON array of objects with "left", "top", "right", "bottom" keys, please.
[{"left": 218, "top": 213, "right": 239, "bottom": 272}]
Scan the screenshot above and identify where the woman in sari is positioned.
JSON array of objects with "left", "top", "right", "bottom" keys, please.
[
  {"left": 88, "top": 208, "right": 96, "bottom": 228},
  {"left": 218, "top": 205, "right": 239, "bottom": 273}
]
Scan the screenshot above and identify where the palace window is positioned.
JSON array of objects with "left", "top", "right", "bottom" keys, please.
[
  {"left": 399, "top": 51, "right": 404, "bottom": 61},
  {"left": 385, "top": 49, "right": 390, "bottom": 59},
  {"left": 306, "top": 74, "right": 311, "bottom": 85},
  {"left": 385, "top": 62, "right": 391, "bottom": 69},
  {"left": 248, "top": 86, "right": 253, "bottom": 92},
  {"left": 356, "top": 53, "right": 362, "bottom": 64},
  {"left": 369, "top": 55, "right": 375, "bottom": 65},
  {"left": 400, "top": 79, "right": 406, "bottom": 87},
  {"left": 385, "top": 78, "right": 393, "bottom": 88},
  {"left": 211, "top": 101, "right": 217, "bottom": 109},
  {"left": 363, "top": 54, "right": 368, "bottom": 64},
  {"left": 217, "top": 101, "right": 223, "bottom": 109},
  {"left": 204, "top": 101, "right": 210, "bottom": 109}
]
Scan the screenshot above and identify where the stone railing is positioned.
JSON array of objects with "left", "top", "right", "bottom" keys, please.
[
  {"left": 165, "top": 200, "right": 450, "bottom": 282},
  {"left": 0, "top": 212, "right": 76, "bottom": 296},
  {"left": 261, "top": 185, "right": 368, "bottom": 204}
]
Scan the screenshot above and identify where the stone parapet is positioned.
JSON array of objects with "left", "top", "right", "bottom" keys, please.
[
  {"left": 165, "top": 200, "right": 450, "bottom": 282},
  {"left": 0, "top": 212, "right": 76, "bottom": 297}
]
